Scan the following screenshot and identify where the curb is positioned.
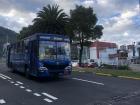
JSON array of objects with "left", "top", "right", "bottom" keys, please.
[
  {"left": 118, "top": 76, "right": 140, "bottom": 80},
  {"left": 95, "top": 73, "right": 112, "bottom": 76},
  {"left": 95, "top": 73, "right": 140, "bottom": 80}
]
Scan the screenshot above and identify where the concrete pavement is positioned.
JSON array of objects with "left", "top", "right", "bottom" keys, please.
[{"left": 0, "top": 63, "right": 140, "bottom": 105}]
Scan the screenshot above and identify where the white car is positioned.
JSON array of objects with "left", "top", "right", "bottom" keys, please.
[{"left": 72, "top": 60, "right": 79, "bottom": 67}]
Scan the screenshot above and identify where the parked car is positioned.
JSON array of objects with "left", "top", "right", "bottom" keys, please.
[
  {"left": 72, "top": 60, "right": 79, "bottom": 67},
  {"left": 88, "top": 59, "right": 98, "bottom": 68}
]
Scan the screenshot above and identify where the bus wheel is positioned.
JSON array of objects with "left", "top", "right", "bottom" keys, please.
[{"left": 25, "top": 68, "right": 31, "bottom": 79}]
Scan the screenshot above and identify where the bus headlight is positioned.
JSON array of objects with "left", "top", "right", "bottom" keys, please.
[{"left": 39, "top": 67, "right": 48, "bottom": 71}]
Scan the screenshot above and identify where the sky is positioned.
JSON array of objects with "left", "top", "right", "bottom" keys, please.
[{"left": 0, "top": 0, "right": 140, "bottom": 45}]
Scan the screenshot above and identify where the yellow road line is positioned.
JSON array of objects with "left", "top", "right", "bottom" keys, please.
[
  {"left": 96, "top": 73, "right": 112, "bottom": 76},
  {"left": 118, "top": 76, "right": 140, "bottom": 80}
]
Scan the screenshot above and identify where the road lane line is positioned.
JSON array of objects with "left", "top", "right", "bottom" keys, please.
[
  {"left": 25, "top": 89, "right": 32, "bottom": 92},
  {"left": 0, "top": 74, "right": 11, "bottom": 79},
  {"left": 33, "top": 93, "right": 41, "bottom": 97},
  {"left": 0, "top": 99, "right": 6, "bottom": 104},
  {"left": 0, "top": 75, "right": 7, "bottom": 80},
  {"left": 20, "top": 86, "right": 25, "bottom": 89},
  {"left": 44, "top": 98, "right": 53, "bottom": 103},
  {"left": 14, "top": 84, "right": 19, "bottom": 86},
  {"left": 72, "top": 78, "right": 104, "bottom": 85},
  {"left": 10, "top": 81, "right": 14, "bottom": 84},
  {"left": 42, "top": 92, "right": 58, "bottom": 100},
  {"left": 16, "top": 81, "right": 23, "bottom": 85}
]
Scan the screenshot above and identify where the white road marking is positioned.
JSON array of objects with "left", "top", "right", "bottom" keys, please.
[
  {"left": 14, "top": 84, "right": 19, "bottom": 86},
  {"left": 42, "top": 92, "right": 58, "bottom": 100},
  {"left": 7, "top": 80, "right": 11, "bottom": 82},
  {"left": 16, "top": 81, "right": 23, "bottom": 85},
  {"left": 20, "top": 86, "right": 25, "bottom": 89},
  {"left": 72, "top": 78, "right": 104, "bottom": 85},
  {"left": 44, "top": 98, "right": 53, "bottom": 103},
  {"left": 10, "top": 81, "right": 14, "bottom": 84},
  {"left": 0, "top": 75, "right": 6, "bottom": 80},
  {"left": 0, "top": 99, "right": 6, "bottom": 104},
  {"left": 33, "top": 93, "right": 41, "bottom": 97},
  {"left": 25, "top": 89, "right": 32, "bottom": 92},
  {"left": 0, "top": 74, "right": 11, "bottom": 79}
]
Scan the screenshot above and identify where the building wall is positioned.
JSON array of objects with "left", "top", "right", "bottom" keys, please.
[
  {"left": 128, "top": 45, "right": 140, "bottom": 59},
  {"left": 71, "top": 44, "right": 90, "bottom": 63},
  {"left": 90, "top": 47, "right": 118, "bottom": 65},
  {"left": 90, "top": 47, "right": 97, "bottom": 60},
  {"left": 82, "top": 46, "right": 90, "bottom": 63},
  {"left": 100, "top": 48, "right": 118, "bottom": 65}
]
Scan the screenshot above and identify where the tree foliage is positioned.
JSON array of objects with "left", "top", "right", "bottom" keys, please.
[
  {"left": 70, "top": 5, "right": 104, "bottom": 66},
  {"left": 19, "top": 4, "right": 68, "bottom": 39}
]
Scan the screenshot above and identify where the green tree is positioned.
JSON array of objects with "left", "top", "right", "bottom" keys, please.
[
  {"left": 19, "top": 4, "right": 68, "bottom": 40},
  {"left": 33, "top": 4, "right": 68, "bottom": 34},
  {"left": 19, "top": 25, "right": 33, "bottom": 39},
  {"left": 70, "top": 5, "right": 103, "bottom": 66},
  {"left": 65, "top": 19, "right": 75, "bottom": 44}
]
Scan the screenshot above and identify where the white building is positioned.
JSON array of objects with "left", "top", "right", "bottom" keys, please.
[
  {"left": 90, "top": 41, "right": 118, "bottom": 65},
  {"left": 127, "top": 42, "right": 140, "bottom": 64}
]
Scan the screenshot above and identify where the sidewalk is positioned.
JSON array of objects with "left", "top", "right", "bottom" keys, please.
[{"left": 129, "top": 64, "right": 140, "bottom": 72}]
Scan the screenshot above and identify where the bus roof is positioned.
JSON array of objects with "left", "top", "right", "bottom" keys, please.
[
  {"left": 23, "top": 33, "right": 69, "bottom": 41},
  {"left": 10, "top": 33, "right": 70, "bottom": 46}
]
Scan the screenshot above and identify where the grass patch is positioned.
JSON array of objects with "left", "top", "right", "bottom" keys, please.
[{"left": 73, "top": 67, "right": 140, "bottom": 79}]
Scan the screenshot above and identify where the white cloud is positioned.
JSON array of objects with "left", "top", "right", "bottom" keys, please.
[
  {"left": 100, "top": 2, "right": 140, "bottom": 45},
  {"left": 97, "top": 0, "right": 108, "bottom": 5},
  {"left": 0, "top": 8, "right": 36, "bottom": 32},
  {"left": 83, "top": 0, "right": 95, "bottom": 7},
  {"left": 123, "top": 32, "right": 129, "bottom": 37},
  {"left": 54, "top": 0, "right": 81, "bottom": 14},
  {"left": 0, "top": 0, "right": 139, "bottom": 46},
  {"left": 0, "top": 9, "right": 16, "bottom": 17}
]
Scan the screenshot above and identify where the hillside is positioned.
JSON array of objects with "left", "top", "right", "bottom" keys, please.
[{"left": 0, "top": 26, "right": 17, "bottom": 57}]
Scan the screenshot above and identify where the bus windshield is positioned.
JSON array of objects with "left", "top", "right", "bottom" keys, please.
[
  {"left": 39, "top": 41, "right": 70, "bottom": 60},
  {"left": 39, "top": 41, "right": 57, "bottom": 60},
  {"left": 57, "top": 42, "right": 70, "bottom": 60}
]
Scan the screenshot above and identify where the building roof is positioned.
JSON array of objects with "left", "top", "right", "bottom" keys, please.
[{"left": 90, "top": 41, "right": 117, "bottom": 49}]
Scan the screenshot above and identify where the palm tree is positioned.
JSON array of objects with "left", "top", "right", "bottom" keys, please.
[{"left": 33, "top": 4, "right": 68, "bottom": 34}]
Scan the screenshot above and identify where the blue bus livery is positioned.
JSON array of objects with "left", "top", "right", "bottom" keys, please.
[{"left": 7, "top": 33, "right": 72, "bottom": 78}]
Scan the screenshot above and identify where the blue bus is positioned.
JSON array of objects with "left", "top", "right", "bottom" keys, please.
[{"left": 7, "top": 33, "right": 72, "bottom": 78}]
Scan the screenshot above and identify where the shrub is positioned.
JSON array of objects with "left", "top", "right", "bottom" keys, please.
[
  {"left": 101, "top": 64, "right": 129, "bottom": 70},
  {"left": 117, "top": 65, "right": 129, "bottom": 70}
]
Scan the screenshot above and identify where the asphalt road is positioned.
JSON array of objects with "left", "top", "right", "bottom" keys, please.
[{"left": 0, "top": 63, "right": 140, "bottom": 105}]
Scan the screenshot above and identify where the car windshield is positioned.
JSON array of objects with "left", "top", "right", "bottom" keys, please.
[{"left": 39, "top": 41, "right": 70, "bottom": 60}]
